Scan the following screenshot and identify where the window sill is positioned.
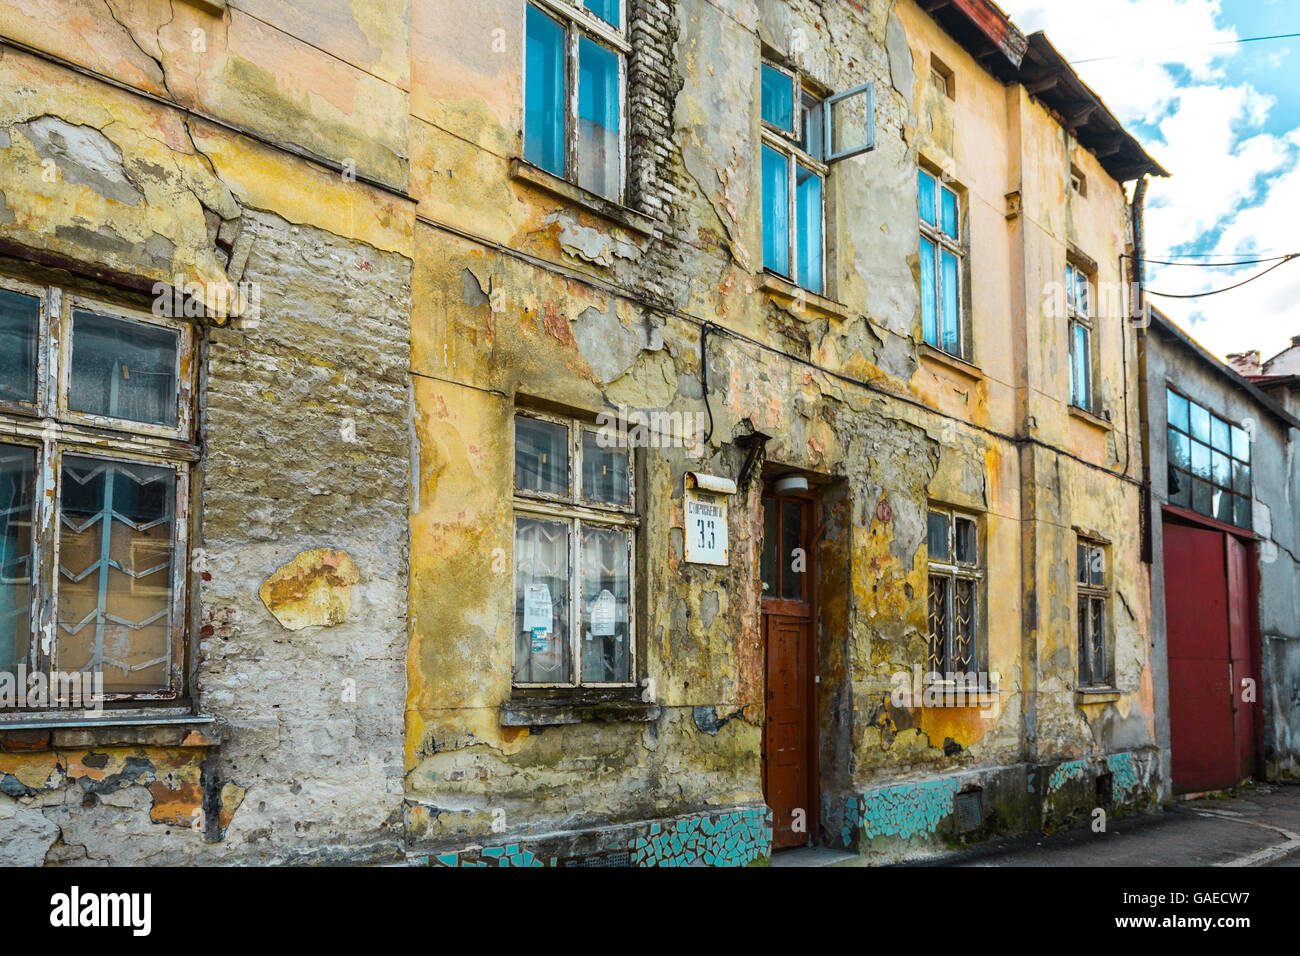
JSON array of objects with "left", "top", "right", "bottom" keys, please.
[
  {"left": 1068, "top": 403, "right": 1113, "bottom": 432},
  {"left": 918, "top": 342, "right": 983, "bottom": 382},
  {"left": 501, "top": 691, "right": 660, "bottom": 727},
  {"left": 1075, "top": 688, "right": 1121, "bottom": 703},
  {"left": 509, "top": 158, "right": 655, "bottom": 238},
  {"left": 0, "top": 713, "right": 219, "bottom": 750},
  {"left": 758, "top": 272, "right": 851, "bottom": 321}
]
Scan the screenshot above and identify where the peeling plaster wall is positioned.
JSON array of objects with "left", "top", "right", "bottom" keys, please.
[
  {"left": 0, "top": 2, "right": 413, "bottom": 864},
  {"left": 406, "top": 0, "right": 1154, "bottom": 863}
]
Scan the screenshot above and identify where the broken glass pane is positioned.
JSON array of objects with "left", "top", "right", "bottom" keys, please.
[
  {"left": 514, "top": 515, "right": 571, "bottom": 683},
  {"left": 515, "top": 415, "right": 569, "bottom": 496},
  {"left": 525, "top": 4, "right": 566, "bottom": 177},
  {"left": 57, "top": 456, "right": 174, "bottom": 694},
  {"left": 1168, "top": 466, "right": 1189, "bottom": 507},
  {"left": 0, "top": 444, "right": 35, "bottom": 673},
  {"left": 581, "top": 525, "right": 630, "bottom": 683},
  {"left": 577, "top": 35, "right": 620, "bottom": 199},
  {"left": 0, "top": 288, "right": 39, "bottom": 404},
  {"left": 68, "top": 310, "right": 179, "bottom": 427}
]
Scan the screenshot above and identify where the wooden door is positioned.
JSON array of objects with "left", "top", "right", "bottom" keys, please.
[{"left": 761, "top": 492, "right": 816, "bottom": 850}]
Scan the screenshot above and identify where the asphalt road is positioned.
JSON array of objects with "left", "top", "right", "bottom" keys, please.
[{"left": 942, "top": 781, "right": 1300, "bottom": 867}]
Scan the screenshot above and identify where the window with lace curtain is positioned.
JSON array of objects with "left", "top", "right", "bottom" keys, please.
[{"left": 0, "top": 277, "right": 194, "bottom": 706}]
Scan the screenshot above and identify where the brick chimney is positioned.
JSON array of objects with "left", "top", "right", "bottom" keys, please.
[{"left": 1226, "top": 350, "right": 1262, "bottom": 376}]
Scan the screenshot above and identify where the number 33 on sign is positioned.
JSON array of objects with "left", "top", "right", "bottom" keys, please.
[{"left": 684, "top": 485, "right": 729, "bottom": 566}]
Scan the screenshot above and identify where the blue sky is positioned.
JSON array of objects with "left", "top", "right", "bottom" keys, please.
[{"left": 1000, "top": 0, "right": 1299, "bottom": 362}]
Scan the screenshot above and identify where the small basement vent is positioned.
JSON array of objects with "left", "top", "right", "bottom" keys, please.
[
  {"left": 954, "top": 788, "right": 983, "bottom": 834},
  {"left": 1097, "top": 771, "right": 1114, "bottom": 808},
  {"left": 564, "top": 851, "right": 632, "bottom": 867}
]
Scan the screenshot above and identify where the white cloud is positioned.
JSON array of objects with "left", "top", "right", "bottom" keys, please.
[{"left": 1000, "top": 0, "right": 1300, "bottom": 360}]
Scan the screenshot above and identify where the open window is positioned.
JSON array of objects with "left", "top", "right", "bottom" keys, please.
[{"left": 761, "top": 60, "right": 875, "bottom": 295}]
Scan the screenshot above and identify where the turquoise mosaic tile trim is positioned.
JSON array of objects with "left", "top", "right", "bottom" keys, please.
[
  {"left": 856, "top": 778, "right": 961, "bottom": 840},
  {"left": 429, "top": 806, "right": 771, "bottom": 867}
]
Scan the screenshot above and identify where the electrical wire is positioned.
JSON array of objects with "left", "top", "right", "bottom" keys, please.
[
  {"left": 1136, "top": 254, "right": 1295, "bottom": 268},
  {"left": 1146, "top": 254, "right": 1299, "bottom": 298},
  {"left": 1073, "top": 31, "right": 1300, "bottom": 64}
]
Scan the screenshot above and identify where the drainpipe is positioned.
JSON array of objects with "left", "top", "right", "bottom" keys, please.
[{"left": 1131, "top": 177, "right": 1152, "bottom": 564}]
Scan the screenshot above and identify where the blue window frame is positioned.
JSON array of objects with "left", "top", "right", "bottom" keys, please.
[
  {"left": 919, "top": 169, "right": 964, "bottom": 357},
  {"left": 524, "top": 1, "right": 626, "bottom": 201}
]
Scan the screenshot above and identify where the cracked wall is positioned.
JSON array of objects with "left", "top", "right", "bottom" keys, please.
[{"left": 0, "top": 0, "right": 413, "bottom": 863}]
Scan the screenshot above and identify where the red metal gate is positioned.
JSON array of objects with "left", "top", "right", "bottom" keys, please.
[{"left": 1163, "top": 515, "right": 1257, "bottom": 793}]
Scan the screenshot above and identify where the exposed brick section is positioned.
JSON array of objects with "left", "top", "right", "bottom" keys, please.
[{"left": 627, "top": 0, "right": 693, "bottom": 307}]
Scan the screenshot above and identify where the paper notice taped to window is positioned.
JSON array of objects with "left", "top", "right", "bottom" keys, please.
[
  {"left": 524, "top": 584, "right": 552, "bottom": 631},
  {"left": 591, "top": 589, "right": 616, "bottom": 636}
]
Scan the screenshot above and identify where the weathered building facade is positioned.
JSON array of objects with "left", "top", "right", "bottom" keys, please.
[
  {"left": 406, "top": 0, "right": 1165, "bottom": 865},
  {"left": 0, "top": 0, "right": 1173, "bottom": 867},
  {"left": 0, "top": 0, "right": 413, "bottom": 863}
]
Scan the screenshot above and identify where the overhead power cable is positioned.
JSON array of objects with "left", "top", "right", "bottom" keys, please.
[
  {"left": 1146, "top": 254, "right": 1299, "bottom": 298},
  {"left": 1137, "top": 254, "right": 1296, "bottom": 268},
  {"left": 1073, "top": 31, "right": 1300, "bottom": 64}
]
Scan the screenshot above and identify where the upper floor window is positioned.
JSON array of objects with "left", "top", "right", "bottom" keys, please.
[
  {"left": 524, "top": 0, "right": 627, "bottom": 201},
  {"left": 0, "top": 279, "right": 194, "bottom": 706},
  {"left": 1067, "top": 260, "right": 1095, "bottom": 412},
  {"left": 1076, "top": 538, "right": 1112, "bottom": 688},
  {"left": 925, "top": 507, "right": 982, "bottom": 677},
  {"left": 512, "top": 410, "right": 636, "bottom": 688},
  {"left": 919, "top": 168, "right": 965, "bottom": 358},
  {"left": 761, "top": 61, "right": 874, "bottom": 295},
  {"left": 1166, "top": 389, "right": 1252, "bottom": 528}
]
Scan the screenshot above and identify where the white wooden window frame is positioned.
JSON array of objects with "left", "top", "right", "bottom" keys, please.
[
  {"left": 919, "top": 169, "right": 966, "bottom": 359},
  {"left": 1076, "top": 538, "right": 1113, "bottom": 689},
  {"left": 525, "top": 0, "right": 629, "bottom": 203},
  {"left": 1067, "top": 261, "right": 1096, "bottom": 414},
  {"left": 925, "top": 506, "right": 983, "bottom": 679},
  {"left": 512, "top": 409, "right": 637, "bottom": 689},
  {"left": 0, "top": 278, "right": 196, "bottom": 706},
  {"left": 760, "top": 61, "right": 875, "bottom": 293}
]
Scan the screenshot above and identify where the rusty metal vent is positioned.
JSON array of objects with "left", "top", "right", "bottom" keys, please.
[{"left": 954, "top": 789, "right": 983, "bottom": 833}]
